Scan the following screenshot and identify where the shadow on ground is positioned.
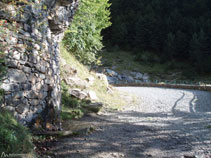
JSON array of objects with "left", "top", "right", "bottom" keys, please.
[{"left": 46, "top": 88, "right": 211, "bottom": 158}]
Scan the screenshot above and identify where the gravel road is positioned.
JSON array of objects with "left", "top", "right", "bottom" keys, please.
[{"left": 48, "top": 87, "right": 211, "bottom": 158}]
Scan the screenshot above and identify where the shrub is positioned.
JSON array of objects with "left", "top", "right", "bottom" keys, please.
[
  {"left": 63, "top": 0, "right": 111, "bottom": 65},
  {"left": 0, "top": 109, "right": 34, "bottom": 154}
]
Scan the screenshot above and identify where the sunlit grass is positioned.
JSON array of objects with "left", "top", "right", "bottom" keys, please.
[{"left": 60, "top": 45, "right": 127, "bottom": 115}]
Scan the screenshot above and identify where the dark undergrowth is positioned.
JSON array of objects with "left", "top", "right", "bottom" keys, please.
[{"left": 0, "top": 109, "right": 34, "bottom": 155}]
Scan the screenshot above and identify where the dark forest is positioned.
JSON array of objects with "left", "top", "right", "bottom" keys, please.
[{"left": 103, "top": 0, "right": 211, "bottom": 74}]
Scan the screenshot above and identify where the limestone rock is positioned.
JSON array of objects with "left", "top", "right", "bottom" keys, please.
[
  {"left": 117, "top": 75, "right": 123, "bottom": 80},
  {"left": 7, "top": 69, "right": 27, "bottom": 83},
  {"left": 23, "top": 66, "right": 31, "bottom": 73},
  {"left": 85, "top": 102, "right": 103, "bottom": 113},
  {"left": 16, "top": 104, "right": 28, "bottom": 114},
  {"left": 65, "top": 76, "right": 88, "bottom": 89},
  {"left": 106, "top": 69, "right": 118, "bottom": 77},
  {"left": 96, "top": 73, "right": 109, "bottom": 87},
  {"left": 69, "top": 89, "right": 87, "bottom": 100},
  {"left": 13, "top": 51, "right": 21, "bottom": 60},
  {"left": 1, "top": 83, "right": 19, "bottom": 92},
  {"left": 143, "top": 74, "right": 150, "bottom": 82},
  {"left": 135, "top": 72, "right": 143, "bottom": 79},
  {"left": 12, "top": 91, "right": 25, "bottom": 99},
  {"left": 86, "top": 76, "right": 95, "bottom": 85},
  {"left": 126, "top": 76, "right": 134, "bottom": 83},
  {"left": 27, "top": 91, "right": 39, "bottom": 99},
  {"left": 88, "top": 91, "right": 98, "bottom": 100},
  {"left": 30, "top": 99, "right": 40, "bottom": 106},
  {"left": 106, "top": 76, "right": 118, "bottom": 84},
  {"left": 7, "top": 60, "right": 19, "bottom": 68}
]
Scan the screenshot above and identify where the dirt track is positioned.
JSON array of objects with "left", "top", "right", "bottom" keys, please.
[{"left": 48, "top": 87, "right": 211, "bottom": 158}]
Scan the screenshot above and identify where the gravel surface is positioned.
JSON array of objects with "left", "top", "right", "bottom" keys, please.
[{"left": 48, "top": 87, "right": 211, "bottom": 158}]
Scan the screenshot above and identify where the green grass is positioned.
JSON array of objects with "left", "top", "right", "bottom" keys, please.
[
  {"left": 0, "top": 109, "right": 34, "bottom": 155},
  {"left": 61, "top": 81, "right": 87, "bottom": 120},
  {"left": 60, "top": 45, "right": 90, "bottom": 80},
  {"left": 100, "top": 50, "right": 211, "bottom": 82},
  {"left": 100, "top": 50, "right": 168, "bottom": 75},
  {"left": 60, "top": 45, "right": 127, "bottom": 114}
]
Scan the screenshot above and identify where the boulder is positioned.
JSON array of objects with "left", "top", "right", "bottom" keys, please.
[
  {"left": 88, "top": 91, "right": 98, "bottom": 100},
  {"left": 126, "top": 76, "right": 134, "bottom": 83},
  {"left": 106, "top": 76, "right": 118, "bottom": 84},
  {"left": 143, "top": 74, "right": 150, "bottom": 82},
  {"left": 135, "top": 72, "right": 143, "bottom": 79},
  {"left": 60, "top": 58, "right": 67, "bottom": 66},
  {"left": 130, "top": 71, "right": 137, "bottom": 76},
  {"left": 65, "top": 76, "right": 88, "bottom": 89},
  {"left": 117, "top": 75, "right": 123, "bottom": 80},
  {"left": 106, "top": 69, "right": 118, "bottom": 77},
  {"left": 85, "top": 102, "right": 103, "bottom": 113},
  {"left": 135, "top": 80, "right": 143, "bottom": 84},
  {"left": 96, "top": 73, "right": 109, "bottom": 87},
  {"left": 86, "top": 76, "right": 95, "bottom": 85},
  {"left": 69, "top": 89, "right": 87, "bottom": 100}
]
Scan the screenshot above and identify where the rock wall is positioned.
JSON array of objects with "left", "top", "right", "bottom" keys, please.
[{"left": 0, "top": 0, "right": 78, "bottom": 125}]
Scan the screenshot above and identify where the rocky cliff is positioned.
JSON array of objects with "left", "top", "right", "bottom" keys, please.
[{"left": 0, "top": 0, "right": 78, "bottom": 125}]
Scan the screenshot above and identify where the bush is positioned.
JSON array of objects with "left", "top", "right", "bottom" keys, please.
[
  {"left": 63, "top": 0, "right": 111, "bottom": 65},
  {"left": 0, "top": 109, "right": 34, "bottom": 154}
]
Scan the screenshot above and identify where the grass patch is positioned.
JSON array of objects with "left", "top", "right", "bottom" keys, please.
[
  {"left": 0, "top": 109, "right": 34, "bottom": 155},
  {"left": 61, "top": 81, "right": 87, "bottom": 120},
  {"left": 100, "top": 50, "right": 168, "bottom": 75},
  {"left": 61, "top": 107, "right": 84, "bottom": 120},
  {"left": 100, "top": 50, "right": 211, "bottom": 82},
  {"left": 60, "top": 45, "right": 90, "bottom": 80},
  {"left": 60, "top": 45, "right": 127, "bottom": 112}
]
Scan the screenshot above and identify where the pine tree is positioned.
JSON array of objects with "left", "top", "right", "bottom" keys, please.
[{"left": 164, "top": 33, "right": 176, "bottom": 60}]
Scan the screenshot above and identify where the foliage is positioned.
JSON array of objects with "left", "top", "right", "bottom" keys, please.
[
  {"left": 61, "top": 81, "right": 86, "bottom": 120},
  {"left": 104, "top": 0, "right": 211, "bottom": 74},
  {"left": 0, "top": 109, "right": 34, "bottom": 154},
  {"left": 63, "top": 0, "right": 111, "bottom": 65}
]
